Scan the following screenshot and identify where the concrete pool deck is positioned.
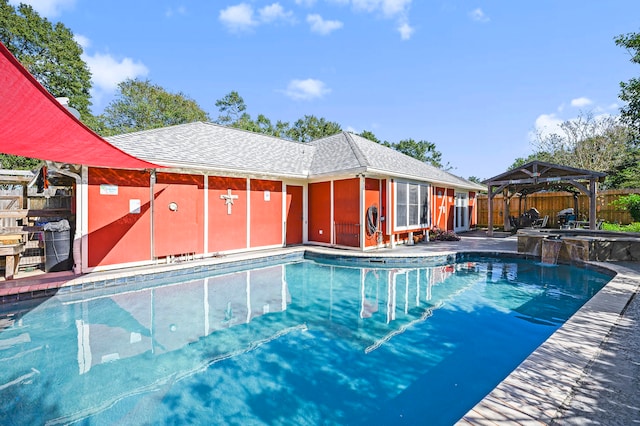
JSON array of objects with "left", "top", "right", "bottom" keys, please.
[{"left": 0, "top": 232, "right": 638, "bottom": 424}]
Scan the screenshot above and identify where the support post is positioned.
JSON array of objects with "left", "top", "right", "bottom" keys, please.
[
  {"left": 589, "top": 179, "right": 597, "bottom": 230},
  {"left": 487, "top": 186, "right": 494, "bottom": 237}
]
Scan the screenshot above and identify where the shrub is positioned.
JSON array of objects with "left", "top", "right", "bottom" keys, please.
[
  {"left": 429, "top": 228, "right": 461, "bottom": 241},
  {"left": 602, "top": 222, "right": 640, "bottom": 233},
  {"left": 610, "top": 194, "right": 640, "bottom": 222}
]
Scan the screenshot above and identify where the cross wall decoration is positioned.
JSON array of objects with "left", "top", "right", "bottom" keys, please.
[{"left": 220, "top": 189, "right": 239, "bottom": 215}]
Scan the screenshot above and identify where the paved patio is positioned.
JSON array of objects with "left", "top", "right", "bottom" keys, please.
[{"left": 0, "top": 233, "right": 638, "bottom": 424}]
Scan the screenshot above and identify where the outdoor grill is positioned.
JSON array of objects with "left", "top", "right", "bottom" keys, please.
[{"left": 556, "top": 207, "right": 576, "bottom": 227}]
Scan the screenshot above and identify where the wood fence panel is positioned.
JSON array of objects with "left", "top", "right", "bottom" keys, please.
[{"left": 476, "top": 189, "right": 640, "bottom": 228}]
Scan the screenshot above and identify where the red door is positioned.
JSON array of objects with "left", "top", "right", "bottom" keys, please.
[
  {"left": 286, "top": 185, "right": 303, "bottom": 245},
  {"left": 434, "top": 187, "right": 448, "bottom": 230},
  {"left": 153, "top": 179, "right": 199, "bottom": 257}
]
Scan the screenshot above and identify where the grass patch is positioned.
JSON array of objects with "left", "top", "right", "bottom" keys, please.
[{"left": 601, "top": 222, "right": 640, "bottom": 233}]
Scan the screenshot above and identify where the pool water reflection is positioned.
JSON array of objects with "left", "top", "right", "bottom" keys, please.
[{"left": 0, "top": 258, "right": 610, "bottom": 425}]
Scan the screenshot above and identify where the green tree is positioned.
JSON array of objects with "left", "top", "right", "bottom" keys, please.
[
  {"left": 529, "top": 112, "right": 631, "bottom": 173},
  {"left": 97, "top": 79, "right": 210, "bottom": 136},
  {"left": 0, "top": 0, "right": 92, "bottom": 169},
  {"left": 391, "top": 139, "right": 443, "bottom": 168},
  {"left": 611, "top": 193, "right": 640, "bottom": 222},
  {"left": 0, "top": 154, "right": 40, "bottom": 170},
  {"left": 215, "top": 91, "right": 247, "bottom": 126},
  {"left": 358, "top": 130, "right": 381, "bottom": 144},
  {"left": 615, "top": 31, "right": 640, "bottom": 133},
  {"left": 287, "top": 115, "right": 342, "bottom": 143},
  {"left": 0, "top": 0, "right": 92, "bottom": 116}
]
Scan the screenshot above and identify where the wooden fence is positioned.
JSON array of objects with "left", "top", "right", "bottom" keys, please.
[{"left": 476, "top": 189, "right": 640, "bottom": 228}]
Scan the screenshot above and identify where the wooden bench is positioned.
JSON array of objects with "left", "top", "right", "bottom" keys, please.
[{"left": 0, "top": 243, "right": 25, "bottom": 279}]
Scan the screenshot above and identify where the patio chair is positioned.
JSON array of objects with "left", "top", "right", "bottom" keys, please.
[{"left": 531, "top": 215, "right": 548, "bottom": 229}]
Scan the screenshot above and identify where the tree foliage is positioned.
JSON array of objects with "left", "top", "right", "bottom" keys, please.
[
  {"left": 0, "top": 0, "right": 92, "bottom": 116},
  {"left": 526, "top": 112, "right": 632, "bottom": 173},
  {"left": 391, "top": 139, "right": 443, "bottom": 168},
  {"left": 615, "top": 31, "right": 640, "bottom": 133},
  {"left": 97, "top": 79, "right": 210, "bottom": 136},
  {"left": 0, "top": 0, "right": 92, "bottom": 169},
  {"left": 214, "top": 91, "right": 247, "bottom": 126},
  {"left": 359, "top": 131, "right": 444, "bottom": 168},
  {"left": 611, "top": 193, "right": 640, "bottom": 222},
  {"left": 287, "top": 115, "right": 342, "bottom": 143}
]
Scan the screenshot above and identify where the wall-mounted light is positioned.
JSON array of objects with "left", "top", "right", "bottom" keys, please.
[{"left": 169, "top": 202, "right": 178, "bottom": 211}]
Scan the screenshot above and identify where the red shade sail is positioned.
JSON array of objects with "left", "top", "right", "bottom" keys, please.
[{"left": 0, "top": 42, "right": 157, "bottom": 169}]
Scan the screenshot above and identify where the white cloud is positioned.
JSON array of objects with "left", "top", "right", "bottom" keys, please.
[
  {"left": 307, "top": 14, "right": 343, "bottom": 35},
  {"left": 259, "top": 3, "right": 294, "bottom": 22},
  {"left": 82, "top": 52, "right": 149, "bottom": 93},
  {"left": 398, "top": 22, "right": 414, "bottom": 40},
  {"left": 351, "top": 0, "right": 411, "bottom": 18},
  {"left": 8, "top": 0, "right": 75, "bottom": 18},
  {"left": 295, "top": 0, "right": 317, "bottom": 6},
  {"left": 219, "top": 3, "right": 258, "bottom": 32},
  {"left": 73, "top": 34, "right": 90, "bottom": 50},
  {"left": 530, "top": 113, "right": 564, "bottom": 141},
  {"left": 570, "top": 97, "right": 593, "bottom": 108},
  {"left": 284, "top": 78, "right": 330, "bottom": 100},
  {"left": 469, "top": 8, "right": 490, "bottom": 22},
  {"left": 220, "top": 3, "right": 294, "bottom": 32},
  {"left": 165, "top": 6, "right": 187, "bottom": 18}
]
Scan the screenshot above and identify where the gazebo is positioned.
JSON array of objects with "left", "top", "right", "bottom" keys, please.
[{"left": 483, "top": 161, "right": 606, "bottom": 236}]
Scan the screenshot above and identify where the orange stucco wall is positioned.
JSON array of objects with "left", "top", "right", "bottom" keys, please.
[
  {"left": 364, "top": 178, "right": 380, "bottom": 247},
  {"left": 469, "top": 191, "right": 477, "bottom": 226},
  {"left": 208, "top": 176, "right": 247, "bottom": 252},
  {"left": 432, "top": 186, "right": 448, "bottom": 230},
  {"left": 333, "top": 178, "right": 360, "bottom": 247},
  {"left": 308, "top": 181, "right": 331, "bottom": 244},
  {"left": 87, "top": 168, "right": 151, "bottom": 267},
  {"left": 285, "top": 185, "right": 303, "bottom": 245},
  {"left": 154, "top": 173, "right": 204, "bottom": 257},
  {"left": 249, "top": 179, "right": 283, "bottom": 247},
  {"left": 446, "top": 188, "right": 455, "bottom": 230}
]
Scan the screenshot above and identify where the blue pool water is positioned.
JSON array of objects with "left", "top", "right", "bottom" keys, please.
[{"left": 0, "top": 257, "right": 610, "bottom": 425}]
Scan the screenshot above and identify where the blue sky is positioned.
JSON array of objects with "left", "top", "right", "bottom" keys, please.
[{"left": 11, "top": 0, "right": 640, "bottom": 180}]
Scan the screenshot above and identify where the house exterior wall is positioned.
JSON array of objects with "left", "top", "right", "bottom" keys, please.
[
  {"left": 308, "top": 181, "right": 332, "bottom": 244},
  {"left": 285, "top": 185, "right": 304, "bottom": 245},
  {"left": 469, "top": 191, "right": 477, "bottom": 227},
  {"left": 154, "top": 172, "right": 204, "bottom": 257},
  {"left": 364, "top": 178, "right": 381, "bottom": 248},
  {"left": 446, "top": 188, "right": 455, "bottom": 230},
  {"left": 249, "top": 179, "right": 283, "bottom": 248},
  {"left": 87, "top": 168, "right": 152, "bottom": 267},
  {"left": 208, "top": 176, "right": 247, "bottom": 253},
  {"left": 333, "top": 178, "right": 360, "bottom": 247},
  {"left": 85, "top": 168, "right": 290, "bottom": 271}
]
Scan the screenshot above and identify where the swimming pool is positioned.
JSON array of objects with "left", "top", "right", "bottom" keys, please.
[{"left": 0, "top": 257, "right": 610, "bottom": 425}]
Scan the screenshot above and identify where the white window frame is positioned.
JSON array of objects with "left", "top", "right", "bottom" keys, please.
[{"left": 393, "top": 181, "right": 430, "bottom": 231}]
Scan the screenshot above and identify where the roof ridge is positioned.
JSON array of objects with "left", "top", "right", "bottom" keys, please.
[
  {"left": 199, "top": 121, "right": 312, "bottom": 147},
  {"left": 106, "top": 121, "right": 203, "bottom": 139},
  {"left": 344, "top": 132, "right": 369, "bottom": 167}
]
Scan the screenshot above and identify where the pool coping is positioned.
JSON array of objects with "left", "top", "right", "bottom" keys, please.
[
  {"left": 456, "top": 260, "right": 640, "bottom": 425},
  {"left": 0, "top": 244, "right": 638, "bottom": 424}
]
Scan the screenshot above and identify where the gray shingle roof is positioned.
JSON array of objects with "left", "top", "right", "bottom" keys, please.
[
  {"left": 309, "top": 132, "right": 485, "bottom": 190},
  {"left": 106, "top": 122, "right": 315, "bottom": 177},
  {"left": 106, "top": 122, "right": 484, "bottom": 190}
]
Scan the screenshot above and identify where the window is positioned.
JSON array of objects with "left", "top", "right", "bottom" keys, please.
[{"left": 394, "top": 181, "right": 429, "bottom": 230}]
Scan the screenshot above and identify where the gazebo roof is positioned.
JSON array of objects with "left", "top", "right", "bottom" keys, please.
[{"left": 483, "top": 161, "right": 606, "bottom": 195}]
